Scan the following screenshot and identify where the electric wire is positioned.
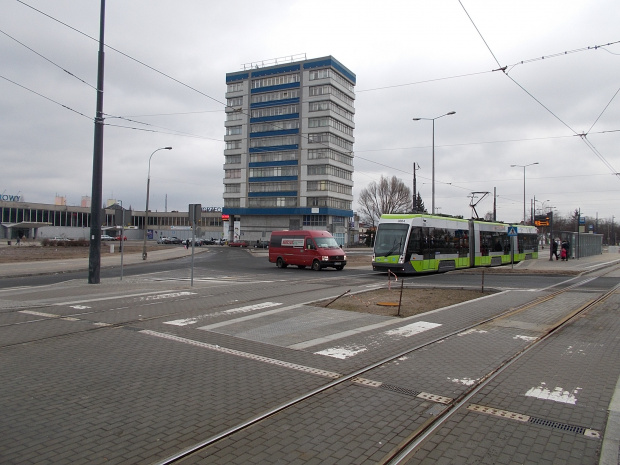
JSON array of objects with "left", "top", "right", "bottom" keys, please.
[
  {"left": 457, "top": 0, "right": 620, "bottom": 178},
  {"left": 0, "top": 74, "right": 93, "bottom": 120},
  {"left": 0, "top": 27, "right": 97, "bottom": 91},
  {"left": 11, "top": 0, "right": 620, "bottom": 208}
]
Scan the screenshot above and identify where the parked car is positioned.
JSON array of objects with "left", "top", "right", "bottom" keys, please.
[
  {"left": 254, "top": 240, "right": 269, "bottom": 248},
  {"left": 115, "top": 235, "right": 127, "bottom": 241},
  {"left": 200, "top": 239, "right": 216, "bottom": 245},
  {"left": 101, "top": 234, "right": 115, "bottom": 241},
  {"left": 157, "top": 236, "right": 169, "bottom": 244},
  {"left": 228, "top": 240, "right": 249, "bottom": 247},
  {"left": 168, "top": 237, "right": 183, "bottom": 244}
]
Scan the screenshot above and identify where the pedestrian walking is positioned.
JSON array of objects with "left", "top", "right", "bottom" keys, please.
[
  {"left": 561, "top": 240, "right": 569, "bottom": 261},
  {"left": 552, "top": 240, "right": 559, "bottom": 260}
]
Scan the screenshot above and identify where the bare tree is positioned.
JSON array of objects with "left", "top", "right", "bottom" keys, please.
[{"left": 358, "top": 175, "right": 412, "bottom": 226}]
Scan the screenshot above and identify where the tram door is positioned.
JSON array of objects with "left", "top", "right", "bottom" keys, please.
[{"left": 468, "top": 220, "right": 476, "bottom": 268}]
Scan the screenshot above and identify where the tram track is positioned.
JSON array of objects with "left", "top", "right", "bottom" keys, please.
[
  {"left": 382, "top": 282, "right": 620, "bottom": 464},
  {"left": 153, "top": 273, "right": 619, "bottom": 464}
]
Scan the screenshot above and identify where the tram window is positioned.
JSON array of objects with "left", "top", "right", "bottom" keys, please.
[{"left": 406, "top": 227, "right": 423, "bottom": 256}]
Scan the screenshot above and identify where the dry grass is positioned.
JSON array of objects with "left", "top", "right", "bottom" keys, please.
[{"left": 314, "top": 287, "right": 494, "bottom": 318}]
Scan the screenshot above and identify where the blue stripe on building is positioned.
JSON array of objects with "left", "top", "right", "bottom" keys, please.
[
  {"left": 249, "top": 176, "right": 297, "bottom": 182},
  {"left": 303, "top": 57, "right": 356, "bottom": 84},
  {"left": 248, "top": 191, "right": 297, "bottom": 197},
  {"left": 250, "top": 97, "right": 300, "bottom": 108},
  {"left": 250, "top": 114, "right": 299, "bottom": 124},
  {"left": 250, "top": 82, "right": 300, "bottom": 94},
  {"left": 250, "top": 129, "right": 298, "bottom": 138},
  {"left": 226, "top": 72, "right": 249, "bottom": 83},
  {"left": 223, "top": 207, "right": 353, "bottom": 217},
  {"left": 249, "top": 160, "right": 298, "bottom": 167},
  {"left": 250, "top": 63, "right": 301, "bottom": 78},
  {"left": 249, "top": 145, "right": 298, "bottom": 153}
]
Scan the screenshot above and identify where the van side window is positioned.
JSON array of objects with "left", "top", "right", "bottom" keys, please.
[{"left": 306, "top": 238, "right": 315, "bottom": 250}]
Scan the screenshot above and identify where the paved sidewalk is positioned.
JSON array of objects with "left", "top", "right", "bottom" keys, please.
[
  {"left": 2, "top": 246, "right": 618, "bottom": 278},
  {"left": 0, "top": 246, "right": 206, "bottom": 278}
]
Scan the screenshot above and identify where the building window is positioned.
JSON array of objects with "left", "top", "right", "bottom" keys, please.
[
  {"left": 309, "top": 85, "right": 354, "bottom": 107},
  {"left": 303, "top": 215, "right": 327, "bottom": 226},
  {"left": 252, "top": 73, "right": 300, "bottom": 89},
  {"left": 251, "top": 89, "right": 300, "bottom": 104},
  {"left": 227, "top": 96, "right": 243, "bottom": 107},
  {"left": 251, "top": 120, "right": 299, "bottom": 133},
  {"left": 307, "top": 132, "right": 353, "bottom": 152},
  {"left": 307, "top": 197, "right": 352, "bottom": 210},
  {"left": 224, "top": 198, "right": 240, "bottom": 207},
  {"left": 307, "top": 180, "right": 352, "bottom": 195},
  {"left": 225, "top": 169, "right": 241, "bottom": 179},
  {"left": 249, "top": 197, "right": 298, "bottom": 208},
  {"left": 225, "top": 155, "right": 241, "bottom": 165},
  {"left": 309, "top": 68, "right": 355, "bottom": 91},
  {"left": 308, "top": 148, "right": 352, "bottom": 166},
  {"left": 308, "top": 117, "right": 353, "bottom": 136},
  {"left": 249, "top": 181, "right": 297, "bottom": 192},
  {"left": 250, "top": 166, "right": 298, "bottom": 177},
  {"left": 309, "top": 100, "right": 354, "bottom": 121},
  {"left": 225, "top": 184, "right": 241, "bottom": 193},
  {"left": 250, "top": 151, "right": 297, "bottom": 163},
  {"left": 227, "top": 82, "right": 244, "bottom": 92},
  {"left": 307, "top": 164, "right": 352, "bottom": 180},
  {"left": 226, "top": 112, "right": 244, "bottom": 121},
  {"left": 226, "top": 126, "right": 242, "bottom": 136},
  {"left": 226, "top": 140, "right": 242, "bottom": 150},
  {"left": 250, "top": 135, "right": 299, "bottom": 148},
  {"left": 251, "top": 104, "right": 299, "bottom": 118}
]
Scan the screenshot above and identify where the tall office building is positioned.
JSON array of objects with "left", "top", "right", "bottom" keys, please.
[{"left": 222, "top": 55, "right": 356, "bottom": 245}]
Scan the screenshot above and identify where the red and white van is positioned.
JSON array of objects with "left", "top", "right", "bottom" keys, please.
[{"left": 269, "top": 230, "right": 347, "bottom": 271}]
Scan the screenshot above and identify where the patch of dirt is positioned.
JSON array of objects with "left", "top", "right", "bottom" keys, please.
[
  {"left": 314, "top": 287, "right": 495, "bottom": 318},
  {"left": 0, "top": 242, "right": 170, "bottom": 263}
]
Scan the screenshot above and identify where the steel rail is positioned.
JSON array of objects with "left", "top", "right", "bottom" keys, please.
[
  {"left": 154, "top": 274, "right": 609, "bottom": 464},
  {"left": 382, "top": 282, "right": 620, "bottom": 464}
]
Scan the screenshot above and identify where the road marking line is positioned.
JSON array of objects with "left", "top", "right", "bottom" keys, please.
[
  {"left": 54, "top": 290, "right": 181, "bottom": 306},
  {"left": 140, "top": 330, "right": 341, "bottom": 379},
  {"left": 20, "top": 310, "right": 59, "bottom": 318},
  {"left": 166, "top": 302, "right": 283, "bottom": 327}
]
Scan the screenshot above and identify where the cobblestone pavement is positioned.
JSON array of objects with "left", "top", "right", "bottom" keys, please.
[{"left": 0, "top": 251, "right": 618, "bottom": 464}]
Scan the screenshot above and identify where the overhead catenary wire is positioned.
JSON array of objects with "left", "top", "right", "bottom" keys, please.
[
  {"left": 457, "top": 0, "right": 619, "bottom": 178},
  {"left": 10, "top": 0, "right": 620, "bottom": 207}
]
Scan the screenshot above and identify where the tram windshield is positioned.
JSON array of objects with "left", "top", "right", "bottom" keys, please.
[{"left": 374, "top": 223, "right": 408, "bottom": 256}]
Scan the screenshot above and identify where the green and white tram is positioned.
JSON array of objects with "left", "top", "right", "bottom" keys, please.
[{"left": 372, "top": 214, "right": 538, "bottom": 274}]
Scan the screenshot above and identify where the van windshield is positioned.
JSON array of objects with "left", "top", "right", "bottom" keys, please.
[{"left": 314, "top": 236, "right": 340, "bottom": 249}]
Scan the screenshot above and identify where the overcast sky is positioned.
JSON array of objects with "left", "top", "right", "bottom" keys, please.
[{"left": 2, "top": 0, "right": 619, "bottom": 224}]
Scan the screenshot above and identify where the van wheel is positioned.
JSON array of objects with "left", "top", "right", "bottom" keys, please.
[
  {"left": 276, "top": 257, "right": 287, "bottom": 268},
  {"left": 311, "top": 260, "right": 322, "bottom": 271},
  {"left": 335, "top": 265, "right": 344, "bottom": 270}
]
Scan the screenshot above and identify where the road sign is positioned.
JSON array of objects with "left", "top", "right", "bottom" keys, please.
[{"left": 507, "top": 226, "right": 518, "bottom": 236}]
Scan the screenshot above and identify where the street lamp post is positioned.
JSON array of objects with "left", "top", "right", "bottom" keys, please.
[
  {"left": 413, "top": 111, "right": 456, "bottom": 215},
  {"left": 510, "top": 162, "right": 538, "bottom": 224},
  {"left": 142, "top": 147, "right": 172, "bottom": 260}
]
